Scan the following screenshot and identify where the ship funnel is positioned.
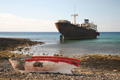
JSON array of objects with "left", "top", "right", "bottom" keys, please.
[{"left": 84, "top": 19, "right": 89, "bottom": 24}]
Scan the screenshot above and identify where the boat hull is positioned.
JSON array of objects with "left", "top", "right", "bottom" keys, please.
[
  {"left": 9, "top": 56, "right": 80, "bottom": 74},
  {"left": 55, "top": 22, "right": 99, "bottom": 40}
]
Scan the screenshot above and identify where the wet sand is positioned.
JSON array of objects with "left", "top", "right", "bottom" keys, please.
[{"left": 0, "top": 38, "right": 120, "bottom": 80}]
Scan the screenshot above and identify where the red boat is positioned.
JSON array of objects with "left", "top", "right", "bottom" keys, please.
[{"left": 9, "top": 56, "right": 80, "bottom": 74}]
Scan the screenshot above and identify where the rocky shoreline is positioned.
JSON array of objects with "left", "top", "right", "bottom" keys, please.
[
  {"left": 0, "top": 54, "right": 120, "bottom": 80},
  {"left": 0, "top": 38, "right": 120, "bottom": 80},
  {"left": 0, "top": 38, "right": 44, "bottom": 58}
]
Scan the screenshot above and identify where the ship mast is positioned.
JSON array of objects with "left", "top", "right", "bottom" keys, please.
[{"left": 71, "top": 5, "right": 78, "bottom": 24}]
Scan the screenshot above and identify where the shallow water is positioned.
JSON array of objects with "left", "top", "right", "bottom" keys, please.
[{"left": 0, "top": 32, "right": 120, "bottom": 56}]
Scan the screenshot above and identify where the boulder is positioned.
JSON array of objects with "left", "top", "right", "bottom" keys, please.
[{"left": 33, "top": 61, "right": 43, "bottom": 67}]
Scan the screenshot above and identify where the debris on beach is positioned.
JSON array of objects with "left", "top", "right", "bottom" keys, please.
[
  {"left": 9, "top": 56, "right": 80, "bottom": 74},
  {"left": 1, "top": 54, "right": 120, "bottom": 80}
]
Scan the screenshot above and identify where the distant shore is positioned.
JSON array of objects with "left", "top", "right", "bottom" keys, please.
[{"left": 0, "top": 38, "right": 120, "bottom": 80}]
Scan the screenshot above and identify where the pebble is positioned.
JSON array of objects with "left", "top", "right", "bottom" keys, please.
[
  {"left": 0, "top": 68, "right": 4, "bottom": 71},
  {"left": 0, "top": 72, "right": 3, "bottom": 74}
]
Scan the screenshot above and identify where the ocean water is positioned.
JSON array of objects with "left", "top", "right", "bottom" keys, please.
[{"left": 0, "top": 32, "right": 120, "bottom": 56}]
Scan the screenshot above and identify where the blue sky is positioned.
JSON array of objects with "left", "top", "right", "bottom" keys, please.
[{"left": 0, "top": 0, "right": 120, "bottom": 32}]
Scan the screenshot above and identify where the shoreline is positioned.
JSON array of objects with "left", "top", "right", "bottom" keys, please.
[
  {"left": 0, "top": 38, "right": 120, "bottom": 80},
  {"left": 0, "top": 38, "right": 44, "bottom": 58}
]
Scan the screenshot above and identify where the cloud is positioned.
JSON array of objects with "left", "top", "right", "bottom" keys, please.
[
  {"left": 98, "top": 21, "right": 120, "bottom": 32},
  {"left": 0, "top": 13, "right": 120, "bottom": 32},
  {"left": 0, "top": 13, "right": 57, "bottom": 32}
]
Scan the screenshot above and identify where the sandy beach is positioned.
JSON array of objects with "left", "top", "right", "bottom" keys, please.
[{"left": 0, "top": 38, "right": 120, "bottom": 80}]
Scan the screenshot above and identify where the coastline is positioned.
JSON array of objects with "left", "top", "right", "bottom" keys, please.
[
  {"left": 0, "top": 38, "right": 44, "bottom": 58},
  {"left": 0, "top": 38, "right": 120, "bottom": 80}
]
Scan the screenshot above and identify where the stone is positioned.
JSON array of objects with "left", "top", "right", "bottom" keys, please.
[
  {"left": 0, "top": 68, "right": 4, "bottom": 72},
  {"left": 28, "top": 73, "right": 32, "bottom": 76},
  {"left": 113, "top": 69, "right": 120, "bottom": 72},
  {"left": 0, "top": 72, "right": 3, "bottom": 75},
  {"left": 33, "top": 61, "right": 43, "bottom": 67}
]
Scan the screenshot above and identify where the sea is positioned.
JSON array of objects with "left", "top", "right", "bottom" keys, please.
[{"left": 0, "top": 32, "right": 120, "bottom": 56}]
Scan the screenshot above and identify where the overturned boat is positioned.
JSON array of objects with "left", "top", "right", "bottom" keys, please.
[{"left": 9, "top": 56, "right": 80, "bottom": 74}]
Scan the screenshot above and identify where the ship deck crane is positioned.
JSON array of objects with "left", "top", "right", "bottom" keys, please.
[{"left": 71, "top": 5, "right": 78, "bottom": 24}]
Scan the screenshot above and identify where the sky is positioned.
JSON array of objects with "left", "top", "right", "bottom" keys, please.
[{"left": 0, "top": 0, "right": 120, "bottom": 32}]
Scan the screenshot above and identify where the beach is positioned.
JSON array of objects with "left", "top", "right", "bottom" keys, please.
[
  {"left": 0, "top": 0, "right": 120, "bottom": 79},
  {"left": 0, "top": 38, "right": 120, "bottom": 80},
  {"left": 1, "top": 54, "right": 120, "bottom": 80}
]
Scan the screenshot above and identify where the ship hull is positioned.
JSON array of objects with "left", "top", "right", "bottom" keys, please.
[{"left": 55, "top": 22, "right": 99, "bottom": 40}]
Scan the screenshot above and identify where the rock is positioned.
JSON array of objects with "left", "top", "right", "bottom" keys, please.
[
  {"left": 26, "top": 77, "right": 29, "bottom": 79},
  {"left": 9, "top": 54, "right": 15, "bottom": 57},
  {"left": 15, "top": 61, "right": 25, "bottom": 70},
  {"left": 43, "top": 53, "right": 45, "bottom": 55},
  {"left": 17, "top": 47, "right": 23, "bottom": 51},
  {"left": 24, "top": 48, "right": 30, "bottom": 51},
  {"left": 33, "top": 61, "right": 43, "bottom": 67},
  {"left": 8, "top": 78, "right": 11, "bottom": 80},
  {"left": 28, "top": 73, "right": 32, "bottom": 76},
  {"left": 0, "top": 68, "right": 4, "bottom": 72},
  {"left": 54, "top": 54, "right": 59, "bottom": 56},
  {"left": 0, "top": 72, "right": 3, "bottom": 75},
  {"left": 35, "top": 76, "right": 37, "bottom": 79},
  {"left": 113, "top": 69, "right": 120, "bottom": 72}
]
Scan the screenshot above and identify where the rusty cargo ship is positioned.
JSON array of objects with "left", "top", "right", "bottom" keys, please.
[{"left": 55, "top": 13, "right": 100, "bottom": 40}]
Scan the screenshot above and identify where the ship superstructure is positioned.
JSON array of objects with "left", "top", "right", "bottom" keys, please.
[{"left": 57, "top": 19, "right": 98, "bottom": 31}]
